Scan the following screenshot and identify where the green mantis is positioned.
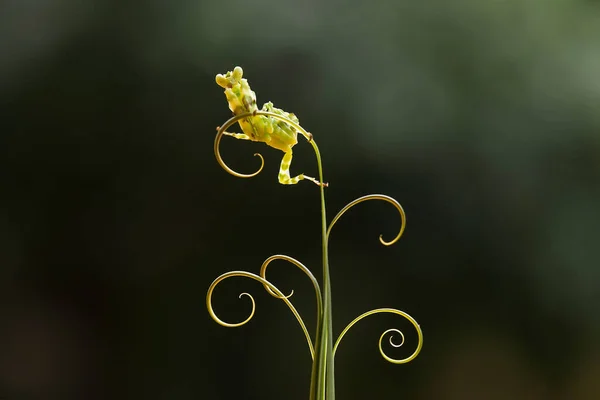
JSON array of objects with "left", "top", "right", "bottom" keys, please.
[{"left": 216, "top": 66, "right": 328, "bottom": 187}]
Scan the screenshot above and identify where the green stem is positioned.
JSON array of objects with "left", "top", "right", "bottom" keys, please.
[
  {"left": 213, "top": 110, "right": 335, "bottom": 399},
  {"left": 213, "top": 109, "right": 422, "bottom": 399},
  {"left": 309, "top": 141, "right": 335, "bottom": 400}
]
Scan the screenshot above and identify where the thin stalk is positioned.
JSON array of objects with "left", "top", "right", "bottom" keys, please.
[
  {"left": 214, "top": 109, "right": 336, "bottom": 399},
  {"left": 309, "top": 141, "right": 335, "bottom": 400}
]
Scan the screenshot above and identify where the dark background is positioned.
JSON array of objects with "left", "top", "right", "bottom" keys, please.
[{"left": 1, "top": 1, "right": 599, "bottom": 399}]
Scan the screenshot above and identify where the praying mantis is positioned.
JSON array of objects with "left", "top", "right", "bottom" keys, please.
[{"left": 216, "top": 66, "right": 327, "bottom": 187}]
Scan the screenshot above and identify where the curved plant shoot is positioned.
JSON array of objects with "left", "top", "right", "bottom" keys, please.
[{"left": 207, "top": 66, "right": 423, "bottom": 400}]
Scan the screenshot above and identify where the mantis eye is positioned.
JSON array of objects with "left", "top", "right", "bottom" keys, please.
[
  {"left": 232, "top": 66, "right": 243, "bottom": 81},
  {"left": 216, "top": 74, "right": 230, "bottom": 88}
]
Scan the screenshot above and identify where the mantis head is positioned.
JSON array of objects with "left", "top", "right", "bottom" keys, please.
[
  {"left": 216, "top": 66, "right": 244, "bottom": 89},
  {"left": 216, "top": 66, "right": 258, "bottom": 115}
]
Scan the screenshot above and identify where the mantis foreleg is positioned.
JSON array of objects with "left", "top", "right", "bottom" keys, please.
[{"left": 223, "top": 132, "right": 253, "bottom": 141}]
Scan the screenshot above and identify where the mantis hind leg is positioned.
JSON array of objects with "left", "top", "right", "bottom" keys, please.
[{"left": 278, "top": 150, "right": 327, "bottom": 187}]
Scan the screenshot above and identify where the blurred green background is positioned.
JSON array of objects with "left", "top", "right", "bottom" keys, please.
[{"left": 1, "top": 0, "right": 599, "bottom": 399}]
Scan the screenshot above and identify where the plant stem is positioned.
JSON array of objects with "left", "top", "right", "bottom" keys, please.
[{"left": 309, "top": 141, "right": 335, "bottom": 400}]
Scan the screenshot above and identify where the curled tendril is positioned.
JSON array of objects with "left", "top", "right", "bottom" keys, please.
[
  {"left": 385, "top": 328, "right": 405, "bottom": 347},
  {"left": 327, "top": 194, "right": 406, "bottom": 246},
  {"left": 206, "top": 269, "right": 317, "bottom": 360},
  {"left": 259, "top": 254, "right": 323, "bottom": 320},
  {"left": 214, "top": 111, "right": 317, "bottom": 180},
  {"left": 214, "top": 115, "right": 265, "bottom": 178},
  {"left": 333, "top": 308, "right": 423, "bottom": 365}
]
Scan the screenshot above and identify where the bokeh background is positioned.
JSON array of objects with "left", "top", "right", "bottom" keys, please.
[{"left": 1, "top": 0, "right": 599, "bottom": 399}]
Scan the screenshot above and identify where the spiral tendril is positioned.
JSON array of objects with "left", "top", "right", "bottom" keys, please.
[
  {"left": 333, "top": 308, "right": 423, "bottom": 365},
  {"left": 327, "top": 194, "right": 406, "bottom": 246},
  {"left": 214, "top": 117, "right": 265, "bottom": 178},
  {"left": 206, "top": 268, "right": 317, "bottom": 360},
  {"left": 386, "top": 329, "right": 405, "bottom": 347},
  {"left": 214, "top": 111, "right": 316, "bottom": 181},
  {"left": 259, "top": 255, "right": 323, "bottom": 321}
]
